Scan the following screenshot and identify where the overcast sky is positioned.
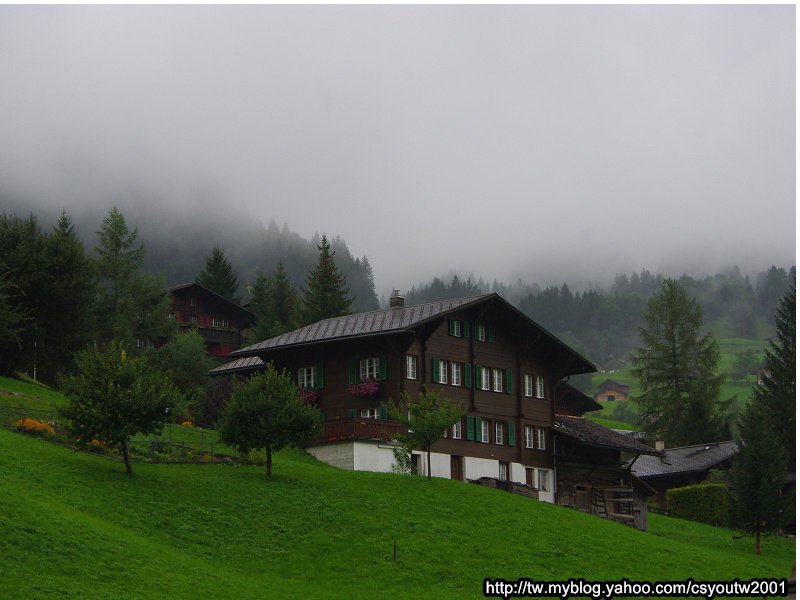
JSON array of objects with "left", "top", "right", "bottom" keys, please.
[{"left": 0, "top": 5, "right": 794, "bottom": 293}]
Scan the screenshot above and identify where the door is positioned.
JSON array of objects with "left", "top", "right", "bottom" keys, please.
[{"left": 450, "top": 455, "right": 464, "bottom": 481}]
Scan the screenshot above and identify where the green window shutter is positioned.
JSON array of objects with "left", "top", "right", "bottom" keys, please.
[
  {"left": 475, "top": 365, "right": 482, "bottom": 388},
  {"left": 463, "top": 321, "right": 470, "bottom": 338},
  {"left": 319, "top": 411, "right": 325, "bottom": 422},
  {"left": 473, "top": 324, "right": 480, "bottom": 341},
  {"left": 348, "top": 360, "right": 358, "bottom": 384},
  {"left": 348, "top": 408, "right": 357, "bottom": 417},
  {"left": 379, "top": 405, "right": 387, "bottom": 420},
  {"left": 379, "top": 356, "right": 388, "bottom": 381},
  {"left": 448, "top": 319, "right": 456, "bottom": 336},
  {"left": 432, "top": 358, "right": 440, "bottom": 383},
  {"left": 508, "top": 421, "right": 516, "bottom": 447},
  {"left": 475, "top": 417, "right": 483, "bottom": 441},
  {"left": 487, "top": 326, "right": 495, "bottom": 342},
  {"left": 505, "top": 368, "right": 513, "bottom": 394},
  {"left": 466, "top": 416, "right": 475, "bottom": 441},
  {"left": 464, "top": 362, "right": 472, "bottom": 388},
  {"left": 315, "top": 365, "right": 324, "bottom": 390}
]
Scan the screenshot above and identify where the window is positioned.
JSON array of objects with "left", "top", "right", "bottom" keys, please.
[
  {"left": 536, "top": 375, "right": 545, "bottom": 399},
  {"left": 525, "top": 467, "right": 535, "bottom": 487},
  {"left": 480, "top": 367, "right": 490, "bottom": 391},
  {"left": 168, "top": 313, "right": 175, "bottom": 321},
  {"left": 524, "top": 374, "right": 533, "bottom": 397},
  {"left": 190, "top": 315, "right": 198, "bottom": 325},
  {"left": 452, "top": 420, "right": 462, "bottom": 439},
  {"left": 480, "top": 419, "right": 489, "bottom": 443},
  {"left": 360, "top": 357, "right": 380, "bottom": 381},
  {"left": 493, "top": 368, "right": 503, "bottom": 392},
  {"left": 476, "top": 324, "right": 486, "bottom": 341},
  {"left": 135, "top": 338, "right": 145, "bottom": 349},
  {"left": 607, "top": 395, "right": 615, "bottom": 402},
  {"left": 499, "top": 461, "right": 509, "bottom": 481},
  {"left": 495, "top": 421, "right": 503, "bottom": 445},
  {"left": 537, "top": 426, "right": 547, "bottom": 450},
  {"left": 438, "top": 360, "right": 448, "bottom": 384},
  {"left": 189, "top": 297, "right": 197, "bottom": 307},
  {"left": 525, "top": 425, "right": 534, "bottom": 449},
  {"left": 451, "top": 363, "right": 461, "bottom": 386},
  {"left": 452, "top": 320, "right": 462, "bottom": 337},
  {"left": 538, "top": 469, "right": 550, "bottom": 492},
  {"left": 406, "top": 355, "right": 418, "bottom": 380},
  {"left": 213, "top": 317, "right": 229, "bottom": 328},
  {"left": 360, "top": 407, "right": 379, "bottom": 419},
  {"left": 298, "top": 367, "right": 316, "bottom": 389}
]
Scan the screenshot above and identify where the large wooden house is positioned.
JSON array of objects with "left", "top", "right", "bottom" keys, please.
[
  {"left": 222, "top": 292, "right": 601, "bottom": 502},
  {"left": 167, "top": 283, "right": 254, "bottom": 358}
]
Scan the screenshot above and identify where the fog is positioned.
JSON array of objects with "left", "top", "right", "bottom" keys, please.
[{"left": 0, "top": 5, "right": 794, "bottom": 293}]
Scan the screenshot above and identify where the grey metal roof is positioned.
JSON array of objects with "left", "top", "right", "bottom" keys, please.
[
  {"left": 233, "top": 294, "right": 494, "bottom": 356},
  {"left": 630, "top": 441, "right": 739, "bottom": 479},
  {"left": 553, "top": 415, "right": 661, "bottom": 455},
  {"left": 209, "top": 356, "right": 265, "bottom": 377}
]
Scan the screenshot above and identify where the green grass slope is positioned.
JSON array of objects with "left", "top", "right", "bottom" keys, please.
[{"left": 1, "top": 428, "right": 793, "bottom": 599}]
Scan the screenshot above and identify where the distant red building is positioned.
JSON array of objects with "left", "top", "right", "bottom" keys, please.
[{"left": 168, "top": 283, "right": 255, "bottom": 358}]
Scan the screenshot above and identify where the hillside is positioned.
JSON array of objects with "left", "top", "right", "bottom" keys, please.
[{"left": 1, "top": 427, "right": 793, "bottom": 599}]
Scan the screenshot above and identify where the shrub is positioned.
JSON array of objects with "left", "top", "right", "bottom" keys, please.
[
  {"left": 667, "top": 482, "right": 729, "bottom": 526},
  {"left": 14, "top": 418, "right": 55, "bottom": 436}
]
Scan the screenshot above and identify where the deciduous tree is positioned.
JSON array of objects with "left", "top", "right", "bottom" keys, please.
[
  {"left": 60, "top": 342, "right": 179, "bottom": 475},
  {"left": 387, "top": 387, "right": 465, "bottom": 481},
  {"left": 217, "top": 363, "right": 320, "bottom": 478},
  {"left": 630, "top": 279, "right": 731, "bottom": 446}
]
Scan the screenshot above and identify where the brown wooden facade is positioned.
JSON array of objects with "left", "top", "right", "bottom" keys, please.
[
  {"left": 168, "top": 283, "right": 254, "bottom": 358},
  {"left": 230, "top": 294, "right": 595, "bottom": 475}
]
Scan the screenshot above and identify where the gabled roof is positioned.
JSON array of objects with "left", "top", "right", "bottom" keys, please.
[
  {"left": 209, "top": 356, "right": 265, "bottom": 377},
  {"left": 555, "top": 381, "right": 603, "bottom": 416},
  {"left": 598, "top": 379, "right": 629, "bottom": 391},
  {"left": 168, "top": 282, "right": 254, "bottom": 320},
  {"left": 630, "top": 441, "right": 739, "bottom": 479},
  {"left": 553, "top": 415, "right": 661, "bottom": 456},
  {"left": 232, "top": 293, "right": 596, "bottom": 375}
]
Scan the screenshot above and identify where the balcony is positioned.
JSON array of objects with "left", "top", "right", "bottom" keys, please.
[{"left": 316, "top": 418, "right": 409, "bottom": 444}]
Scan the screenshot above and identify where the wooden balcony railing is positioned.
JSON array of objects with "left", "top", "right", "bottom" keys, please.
[{"left": 317, "top": 418, "right": 409, "bottom": 443}]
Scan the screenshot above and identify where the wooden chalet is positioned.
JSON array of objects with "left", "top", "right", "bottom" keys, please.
[
  {"left": 167, "top": 283, "right": 254, "bottom": 358},
  {"left": 594, "top": 379, "right": 629, "bottom": 402},
  {"left": 222, "top": 292, "right": 595, "bottom": 502}
]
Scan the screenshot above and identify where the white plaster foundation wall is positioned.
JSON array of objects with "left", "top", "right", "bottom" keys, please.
[
  {"left": 353, "top": 442, "right": 399, "bottom": 473},
  {"left": 307, "top": 442, "right": 356, "bottom": 470},
  {"left": 411, "top": 451, "right": 451, "bottom": 479}
]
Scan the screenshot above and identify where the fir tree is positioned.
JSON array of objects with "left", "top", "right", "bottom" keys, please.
[
  {"left": 301, "top": 235, "right": 351, "bottom": 324},
  {"left": 93, "top": 207, "right": 172, "bottom": 347},
  {"left": 247, "top": 262, "right": 299, "bottom": 343},
  {"left": 197, "top": 245, "right": 241, "bottom": 303},
  {"left": 753, "top": 278, "right": 795, "bottom": 471},
  {"left": 630, "top": 279, "right": 731, "bottom": 446}
]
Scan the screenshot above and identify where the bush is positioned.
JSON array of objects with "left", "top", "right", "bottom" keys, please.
[{"left": 667, "top": 482, "right": 729, "bottom": 526}]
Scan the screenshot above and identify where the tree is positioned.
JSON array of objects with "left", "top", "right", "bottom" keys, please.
[
  {"left": 217, "top": 363, "right": 320, "bottom": 478},
  {"left": 386, "top": 387, "right": 465, "bottom": 481},
  {"left": 753, "top": 278, "right": 795, "bottom": 471},
  {"left": 197, "top": 245, "right": 241, "bottom": 303},
  {"left": 0, "top": 274, "right": 26, "bottom": 350},
  {"left": 630, "top": 279, "right": 730, "bottom": 446},
  {"left": 301, "top": 235, "right": 351, "bottom": 324},
  {"left": 247, "top": 263, "right": 299, "bottom": 344},
  {"left": 152, "top": 329, "right": 216, "bottom": 422},
  {"left": 729, "top": 349, "right": 762, "bottom": 382},
  {"left": 60, "top": 342, "right": 179, "bottom": 475},
  {"left": 93, "top": 207, "right": 173, "bottom": 347},
  {"left": 730, "top": 399, "right": 788, "bottom": 555}
]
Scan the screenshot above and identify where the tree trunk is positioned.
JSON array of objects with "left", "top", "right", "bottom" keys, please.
[
  {"left": 755, "top": 529, "right": 762, "bottom": 555},
  {"left": 427, "top": 444, "right": 432, "bottom": 481},
  {"left": 121, "top": 439, "right": 133, "bottom": 475},
  {"left": 266, "top": 446, "right": 272, "bottom": 478}
]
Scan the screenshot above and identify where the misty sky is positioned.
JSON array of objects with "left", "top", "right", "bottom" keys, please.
[{"left": 0, "top": 5, "right": 794, "bottom": 293}]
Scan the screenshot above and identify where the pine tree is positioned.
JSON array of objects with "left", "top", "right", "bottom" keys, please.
[
  {"left": 630, "top": 279, "right": 730, "bottom": 446},
  {"left": 93, "top": 207, "right": 172, "bottom": 347},
  {"left": 197, "top": 246, "right": 241, "bottom": 303},
  {"left": 730, "top": 399, "right": 788, "bottom": 555},
  {"left": 246, "top": 262, "right": 299, "bottom": 343},
  {"left": 301, "top": 235, "right": 351, "bottom": 324},
  {"left": 753, "top": 278, "right": 795, "bottom": 471}
]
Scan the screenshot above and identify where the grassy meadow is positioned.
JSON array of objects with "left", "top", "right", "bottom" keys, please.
[{"left": 1, "top": 425, "right": 794, "bottom": 599}]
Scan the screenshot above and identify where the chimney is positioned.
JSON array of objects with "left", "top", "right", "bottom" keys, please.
[
  {"left": 389, "top": 289, "right": 404, "bottom": 308},
  {"left": 655, "top": 439, "right": 665, "bottom": 452}
]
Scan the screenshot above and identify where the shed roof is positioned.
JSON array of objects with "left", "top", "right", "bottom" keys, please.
[
  {"left": 209, "top": 356, "right": 265, "bottom": 377},
  {"left": 553, "top": 415, "right": 661, "bottom": 455},
  {"left": 630, "top": 441, "right": 739, "bottom": 479}
]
